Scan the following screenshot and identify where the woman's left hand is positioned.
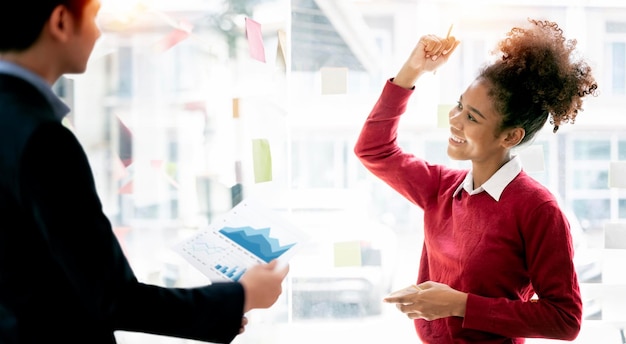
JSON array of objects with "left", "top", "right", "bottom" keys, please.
[{"left": 383, "top": 281, "right": 468, "bottom": 321}]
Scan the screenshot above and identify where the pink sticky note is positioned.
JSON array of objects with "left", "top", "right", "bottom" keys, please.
[
  {"left": 245, "top": 17, "right": 266, "bottom": 63},
  {"left": 154, "top": 20, "right": 193, "bottom": 52}
]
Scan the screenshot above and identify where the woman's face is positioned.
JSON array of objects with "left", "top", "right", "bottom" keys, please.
[{"left": 447, "top": 78, "right": 510, "bottom": 164}]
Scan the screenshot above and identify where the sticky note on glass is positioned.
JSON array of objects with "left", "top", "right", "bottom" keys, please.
[
  {"left": 252, "top": 138, "right": 272, "bottom": 183},
  {"left": 321, "top": 67, "right": 348, "bottom": 95},
  {"left": 605, "top": 222, "right": 626, "bottom": 249},
  {"left": 153, "top": 21, "right": 193, "bottom": 52},
  {"left": 609, "top": 161, "right": 626, "bottom": 188},
  {"left": 232, "top": 98, "right": 240, "bottom": 119},
  {"left": 518, "top": 145, "right": 545, "bottom": 173},
  {"left": 245, "top": 17, "right": 266, "bottom": 63},
  {"left": 437, "top": 104, "right": 453, "bottom": 128},
  {"left": 334, "top": 241, "right": 362, "bottom": 267},
  {"left": 276, "top": 29, "right": 287, "bottom": 71}
]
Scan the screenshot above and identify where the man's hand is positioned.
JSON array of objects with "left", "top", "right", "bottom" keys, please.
[{"left": 239, "top": 260, "right": 289, "bottom": 312}]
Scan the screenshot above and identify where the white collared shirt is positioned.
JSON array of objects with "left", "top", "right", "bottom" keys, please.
[{"left": 452, "top": 155, "right": 522, "bottom": 201}]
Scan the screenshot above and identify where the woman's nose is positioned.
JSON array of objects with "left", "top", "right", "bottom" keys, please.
[{"left": 449, "top": 109, "right": 461, "bottom": 128}]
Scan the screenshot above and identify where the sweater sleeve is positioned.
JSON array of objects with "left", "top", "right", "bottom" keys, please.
[
  {"left": 354, "top": 79, "right": 445, "bottom": 209},
  {"left": 20, "top": 122, "right": 244, "bottom": 343},
  {"left": 463, "top": 200, "right": 582, "bottom": 340}
]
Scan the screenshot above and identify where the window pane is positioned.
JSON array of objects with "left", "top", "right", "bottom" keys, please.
[
  {"left": 619, "top": 140, "right": 626, "bottom": 160},
  {"left": 573, "top": 140, "right": 611, "bottom": 160},
  {"left": 613, "top": 42, "right": 626, "bottom": 94},
  {"left": 291, "top": 140, "right": 338, "bottom": 188},
  {"left": 424, "top": 140, "right": 450, "bottom": 165},
  {"left": 573, "top": 199, "right": 611, "bottom": 226},
  {"left": 606, "top": 21, "right": 626, "bottom": 33},
  {"left": 573, "top": 170, "right": 609, "bottom": 189}
]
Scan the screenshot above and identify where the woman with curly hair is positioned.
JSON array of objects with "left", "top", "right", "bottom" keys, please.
[{"left": 354, "top": 19, "right": 598, "bottom": 343}]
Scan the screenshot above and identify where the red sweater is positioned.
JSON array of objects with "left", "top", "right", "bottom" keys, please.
[{"left": 354, "top": 80, "right": 582, "bottom": 343}]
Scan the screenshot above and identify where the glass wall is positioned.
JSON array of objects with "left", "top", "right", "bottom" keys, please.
[{"left": 63, "top": 0, "right": 626, "bottom": 343}]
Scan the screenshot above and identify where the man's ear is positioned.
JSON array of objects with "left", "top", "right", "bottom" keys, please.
[
  {"left": 502, "top": 127, "right": 525, "bottom": 148},
  {"left": 46, "top": 5, "right": 73, "bottom": 42}
]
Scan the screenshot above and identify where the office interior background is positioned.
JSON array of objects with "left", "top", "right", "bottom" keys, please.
[{"left": 57, "top": 0, "right": 626, "bottom": 342}]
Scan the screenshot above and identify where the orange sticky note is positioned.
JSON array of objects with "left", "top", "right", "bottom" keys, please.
[{"left": 245, "top": 18, "right": 266, "bottom": 63}]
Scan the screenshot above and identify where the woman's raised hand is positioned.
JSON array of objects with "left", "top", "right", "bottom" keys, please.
[{"left": 393, "top": 25, "right": 461, "bottom": 89}]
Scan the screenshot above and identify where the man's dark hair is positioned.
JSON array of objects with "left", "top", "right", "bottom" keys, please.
[{"left": 0, "top": 0, "right": 90, "bottom": 52}]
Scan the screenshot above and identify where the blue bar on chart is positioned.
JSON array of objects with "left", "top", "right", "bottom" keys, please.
[{"left": 214, "top": 264, "right": 246, "bottom": 281}]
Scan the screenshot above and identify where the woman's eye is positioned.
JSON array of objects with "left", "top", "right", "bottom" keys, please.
[
  {"left": 456, "top": 101, "right": 463, "bottom": 110},
  {"left": 467, "top": 113, "right": 476, "bottom": 122}
]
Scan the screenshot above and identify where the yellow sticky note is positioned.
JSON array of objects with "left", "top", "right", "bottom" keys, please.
[
  {"left": 437, "top": 104, "right": 453, "bottom": 128},
  {"left": 333, "top": 241, "right": 362, "bottom": 267},
  {"left": 321, "top": 67, "right": 348, "bottom": 95},
  {"left": 252, "top": 138, "right": 272, "bottom": 183}
]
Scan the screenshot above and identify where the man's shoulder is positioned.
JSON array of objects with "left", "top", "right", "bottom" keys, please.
[
  {"left": 0, "top": 73, "right": 46, "bottom": 102},
  {"left": 0, "top": 74, "right": 56, "bottom": 124}
]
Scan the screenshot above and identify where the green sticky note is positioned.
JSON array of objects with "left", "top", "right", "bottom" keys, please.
[
  {"left": 333, "top": 241, "right": 362, "bottom": 267},
  {"left": 252, "top": 138, "right": 272, "bottom": 183},
  {"left": 437, "top": 104, "right": 454, "bottom": 128}
]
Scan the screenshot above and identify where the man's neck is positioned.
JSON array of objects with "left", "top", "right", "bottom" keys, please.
[{"left": 0, "top": 48, "right": 60, "bottom": 85}]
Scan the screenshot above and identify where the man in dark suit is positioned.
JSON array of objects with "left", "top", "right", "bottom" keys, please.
[{"left": 0, "top": 1, "right": 289, "bottom": 343}]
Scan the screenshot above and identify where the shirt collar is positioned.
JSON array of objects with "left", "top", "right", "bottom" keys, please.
[
  {"left": 452, "top": 155, "right": 522, "bottom": 201},
  {"left": 0, "top": 61, "right": 70, "bottom": 121}
]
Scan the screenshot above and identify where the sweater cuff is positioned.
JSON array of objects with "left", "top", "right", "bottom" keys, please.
[
  {"left": 379, "top": 78, "right": 414, "bottom": 114},
  {"left": 462, "top": 293, "right": 492, "bottom": 331}
]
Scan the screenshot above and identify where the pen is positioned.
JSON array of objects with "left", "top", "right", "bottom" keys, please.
[{"left": 446, "top": 24, "right": 453, "bottom": 39}]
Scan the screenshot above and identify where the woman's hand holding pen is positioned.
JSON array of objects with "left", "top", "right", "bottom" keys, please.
[
  {"left": 393, "top": 24, "right": 461, "bottom": 89},
  {"left": 383, "top": 281, "right": 468, "bottom": 321}
]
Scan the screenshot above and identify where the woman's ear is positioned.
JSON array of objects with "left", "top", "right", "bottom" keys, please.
[{"left": 502, "top": 127, "right": 525, "bottom": 148}]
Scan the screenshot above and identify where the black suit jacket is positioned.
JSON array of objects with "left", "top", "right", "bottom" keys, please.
[{"left": 0, "top": 74, "right": 245, "bottom": 344}]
